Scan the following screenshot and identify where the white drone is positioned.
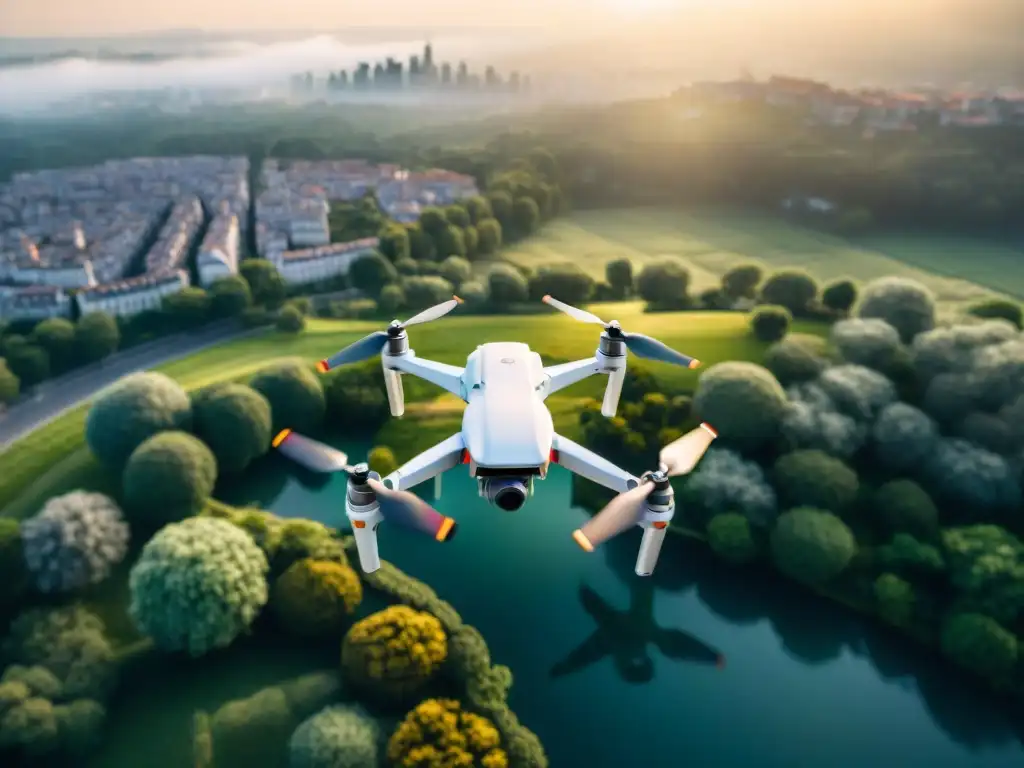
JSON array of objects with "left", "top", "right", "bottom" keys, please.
[{"left": 271, "top": 295, "right": 718, "bottom": 577}]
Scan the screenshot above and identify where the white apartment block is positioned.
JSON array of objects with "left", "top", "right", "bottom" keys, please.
[
  {"left": 76, "top": 270, "right": 190, "bottom": 318},
  {"left": 197, "top": 213, "right": 240, "bottom": 286},
  {"left": 2, "top": 285, "right": 72, "bottom": 321},
  {"left": 289, "top": 198, "right": 331, "bottom": 248},
  {"left": 274, "top": 238, "right": 378, "bottom": 286}
]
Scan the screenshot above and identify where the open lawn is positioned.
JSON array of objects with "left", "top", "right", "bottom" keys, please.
[
  {"left": 0, "top": 304, "right": 828, "bottom": 517},
  {"left": 501, "top": 207, "right": 1016, "bottom": 312}
]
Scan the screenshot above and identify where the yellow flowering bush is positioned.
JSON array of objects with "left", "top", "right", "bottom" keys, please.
[
  {"left": 271, "top": 558, "right": 363, "bottom": 637},
  {"left": 341, "top": 606, "right": 446, "bottom": 700},
  {"left": 387, "top": 698, "right": 508, "bottom": 768}
]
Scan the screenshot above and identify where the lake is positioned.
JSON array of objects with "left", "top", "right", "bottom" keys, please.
[{"left": 219, "top": 444, "right": 1024, "bottom": 768}]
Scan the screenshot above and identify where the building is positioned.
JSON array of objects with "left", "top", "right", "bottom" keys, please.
[
  {"left": 76, "top": 270, "right": 189, "bottom": 318},
  {"left": 144, "top": 197, "right": 204, "bottom": 275},
  {"left": 289, "top": 198, "right": 331, "bottom": 248},
  {"left": 3, "top": 285, "right": 72, "bottom": 321},
  {"left": 197, "top": 212, "right": 240, "bottom": 286},
  {"left": 274, "top": 238, "right": 378, "bottom": 286}
]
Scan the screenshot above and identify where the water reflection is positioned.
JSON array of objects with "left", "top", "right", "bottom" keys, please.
[{"left": 550, "top": 581, "right": 724, "bottom": 684}]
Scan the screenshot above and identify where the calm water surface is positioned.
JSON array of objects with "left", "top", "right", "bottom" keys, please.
[{"left": 219, "top": 444, "right": 1024, "bottom": 768}]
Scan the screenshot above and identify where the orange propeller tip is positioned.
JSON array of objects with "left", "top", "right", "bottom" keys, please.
[
  {"left": 315, "top": 360, "right": 329, "bottom": 373},
  {"left": 436, "top": 517, "right": 458, "bottom": 542},
  {"left": 688, "top": 359, "right": 702, "bottom": 369},
  {"left": 452, "top": 295, "right": 463, "bottom": 304},
  {"left": 700, "top": 423, "right": 718, "bottom": 438},
  {"left": 542, "top": 294, "right": 552, "bottom": 302},
  {"left": 271, "top": 429, "right": 292, "bottom": 448},
  {"left": 572, "top": 529, "right": 595, "bottom": 552}
]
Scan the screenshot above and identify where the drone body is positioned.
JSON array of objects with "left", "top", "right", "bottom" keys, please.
[{"left": 274, "top": 296, "right": 718, "bottom": 578}]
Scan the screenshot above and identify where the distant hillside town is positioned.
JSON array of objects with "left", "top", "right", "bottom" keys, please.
[
  {"left": 290, "top": 42, "right": 530, "bottom": 95},
  {"left": 0, "top": 157, "right": 478, "bottom": 322},
  {"left": 678, "top": 75, "right": 1024, "bottom": 130}
]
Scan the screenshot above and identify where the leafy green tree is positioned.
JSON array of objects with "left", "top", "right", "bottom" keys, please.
[
  {"left": 31, "top": 318, "right": 76, "bottom": 374},
  {"left": 475, "top": 218, "right": 502, "bottom": 255},
  {"left": 378, "top": 284, "right": 406, "bottom": 316},
  {"left": 487, "top": 191, "right": 514, "bottom": 231},
  {"left": 461, "top": 225, "right": 479, "bottom": 258},
  {"left": 605, "top": 259, "right": 633, "bottom": 299},
  {"left": 772, "top": 450, "right": 859, "bottom": 514},
  {"left": 418, "top": 208, "right": 448, "bottom": 236},
  {"left": 0, "top": 358, "right": 19, "bottom": 404},
  {"left": 378, "top": 224, "right": 411, "bottom": 262},
  {"left": 750, "top": 305, "right": 791, "bottom": 342},
  {"left": 276, "top": 305, "right": 306, "bottom": 334},
  {"left": 74, "top": 312, "right": 119, "bottom": 364},
  {"left": 966, "top": 298, "right": 1022, "bottom": 329},
  {"left": 942, "top": 525, "right": 1024, "bottom": 624},
  {"left": 693, "top": 362, "right": 787, "bottom": 453},
  {"left": 192, "top": 384, "right": 273, "bottom": 474},
  {"left": 487, "top": 264, "right": 529, "bottom": 306},
  {"left": 444, "top": 205, "right": 471, "bottom": 228},
  {"left": 403, "top": 276, "right": 455, "bottom": 309},
  {"left": 368, "top": 446, "right": 398, "bottom": 477},
  {"left": 0, "top": 517, "right": 29, "bottom": 609},
  {"left": 271, "top": 559, "right": 362, "bottom": 638},
  {"left": 763, "top": 335, "right": 827, "bottom": 386},
  {"left": 348, "top": 253, "right": 397, "bottom": 298},
  {"left": 822, "top": 279, "right": 858, "bottom": 314},
  {"left": 856, "top": 276, "right": 936, "bottom": 343},
  {"left": 464, "top": 196, "right": 492, "bottom": 225},
  {"left": 874, "top": 573, "right": 915, "bottom": 626},
  {"left": 250, "top": 361, "right": 327, "bottom": 434},
  {"left": 769, "top": 507, "right": 856, "bottom": 585},
  {"left": 528, "top": 263, "right": 595, "bottom": 305},
  {"left": 122, "top": 431, "right": 218, "bottom": 526},
  {"left": 940, "top": 613, "right": 1018, "bottom": 682},
  {"left": 759, "top": 270, "right": 818, "bottom": 315},
  {"left": 322, "top": 363, "right": 389, "bottom": 432},
  {"left": 439, "top": 256, "right": 472, "bottom": 287},
  {"left": 721, "top": 264, "right": 762, "bottom": 299},
  {"left": 209, "top": 276, "right": 253, "bottom": 319},
  {"left": 5, "top": 344, "right": 49, "bottom": 388},
  {"left": 635, "top": 259, "right": 690, "bottom": 305},
  {"left": 707, "top": 513, "right": 758, "bottom": 564},
  {"left": 240, "top": 260, "right": 286, "bottom": 309},
  {"left": 872, "top": 480, "right": 939, "bottom": 540},
  {"left": 162, "top": 287, "right": 211, "bottom": 329},
  {"left": 512, "top": 197, "right": 540, "bottom": 236},
  {"left": 434, "top": 225, "right": 466, "bottom": 259},
  {"left": 394, "top": 258, "right": 419, "bottom": 277},
  {"left": 876, "top": 533, "right": 946, "bottom": 579},
  {"left": 405, "top": 223, "right": 436, "bottom": 261}
]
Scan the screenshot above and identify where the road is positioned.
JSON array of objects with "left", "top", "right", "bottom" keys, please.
[{"left": 0, "top": 322, "right": 260, "bottom": 450}]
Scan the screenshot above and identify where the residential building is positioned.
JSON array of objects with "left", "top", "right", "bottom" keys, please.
[
  {"left": 76, "top": 270, "right": 189, "bottom": 318},
  {"left": 274, "top": 238, "right": 378, "bottom": 286},
  {"left": 289, "top": 198, "right": 331, "bottom": 248},
  {"left": 3, "top": 285, "right": 72, "bottom": 321},
  {"left": 197, "top": 212, "right": 240, "bottom": 286}
]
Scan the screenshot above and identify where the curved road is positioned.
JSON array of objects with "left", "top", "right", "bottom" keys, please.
[{"left": 0, "top": 322, "right": 260, "bottom": 450}]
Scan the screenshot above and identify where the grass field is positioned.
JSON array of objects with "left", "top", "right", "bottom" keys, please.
[
  {"left": 0, "top": 304, "right": 828, "bottom": 517},
  {"left": 501, "top": 207, "right": 1019, "bottom": 312}
]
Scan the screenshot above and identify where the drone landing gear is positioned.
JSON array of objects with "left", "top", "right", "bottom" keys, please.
[
  {"left": 635, "top": 471, "right": 674, "bottom": 577},
  {"left": 345, "top": 465, "right": 384, "bottom": 573}
]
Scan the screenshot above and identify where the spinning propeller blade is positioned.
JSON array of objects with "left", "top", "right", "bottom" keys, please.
[
  {"left": 403, "top": 296, "right": 462, "bottom": 327},
  {"left": 316, "top": 297, "right": 463, "bottom": 373},
  {"left": 659, "top": 423, "right": 718, "bottom": 477},
  {"left": 572, "top": 481, "right": 655, "bottom": 552},
  {"left": 542, "top": 295, "right": 701, "bottom": 369},
  {"left": 368, "top": 479, "right": 458, "bottom": 542},
  {"left": 272, "top": 430, "right": 352, "bottom": 473}
]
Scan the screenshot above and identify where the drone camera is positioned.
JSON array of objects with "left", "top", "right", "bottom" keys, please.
[{"left": 480, "top": 476, "right": 531, "bottom": 511}]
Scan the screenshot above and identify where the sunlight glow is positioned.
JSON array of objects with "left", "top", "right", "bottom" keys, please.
[{"left": 600, "top": 0, "right": 683, "bottom": 12}]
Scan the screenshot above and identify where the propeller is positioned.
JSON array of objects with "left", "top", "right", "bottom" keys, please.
[
  {"left": 571, "top": 423, "right": 718, "bottom": 551},
  {"left": 316, "top": 296, "right": 462, "bottom": 372},
  {"left": 542, "top": 295, "right": 701, "bottom": 369},
  {"left": 271, "top": 429, "right": 457, "bottom": 542}
]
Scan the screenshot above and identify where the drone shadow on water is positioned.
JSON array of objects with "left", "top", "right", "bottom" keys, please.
[{"left": 596, "top": 527, "right": 1024, "bottom": 751}]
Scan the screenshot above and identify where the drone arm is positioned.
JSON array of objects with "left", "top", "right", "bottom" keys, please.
[
  {"left": 384, "top": 352, "right": 465, "bottom": 401},
  {"left": 542, "top": 357, "right": 601, "bottom": 398},
  {"left": 551, "top": 433, "right": 640, "bottom": 493},
  {"left": 381, "top": 432, "right": 465, "bottom": 492}
]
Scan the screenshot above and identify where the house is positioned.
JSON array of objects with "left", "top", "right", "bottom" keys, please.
[
  {"left": 2, "top": 285, "right": 72, "bottom": 321},
  {"left": 76, "top": 270, "right": 189, "bottom": 318},
  {"left": 197, "top": 213, "right": 240, "bottom": 286},
  {"left": 275, "top": 238, "right": 378, "bottom": 286},
  {"left": 289, "top": 199, "right": 331, "bottom": 248}
]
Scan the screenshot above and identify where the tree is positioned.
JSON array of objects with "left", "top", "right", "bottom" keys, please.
[
  {"left": 512, "top": 196, "right": 540, "bottom": 236},
  {"left": 74, "top": 312, "right": 119, "bottom": 364},
  {"left": 434, "top": 225, "right": 466, "bottom": 259},
  {"left": 759, "top": 270, "right": 818, "bottom": 315},
  {"left": 707, "top": 513, "right": 758, "bottom": 564},
  {"left": 378, "top": 285, "right": 406, "bottom": 316},
  {"left": 378, "top": 224, "right": 411, "bottom": 263},
  {"left": 822, "top": 279, "right": 858, "bottom": 314},
  {"left": 873, "top": 573, "right": 915, "bottom": 626},
  {"left": 403, "top": 276, "right": 455, "bottom": 309},
  {"left": 250, "top": 361, "right": 327, "bottom": 434},
  {"left": 750, "top": 305, "right": 791, "bottom": 342},
  {"left": 721, "top": 263, "right": 762, "bottom": 299},
  {"left": 772, "top": 450, "right": 859, "bottom": 514},
  {"left": 289, "top": 704, "right": 380, "bottom": 768},
  {"left": 528, "top": 263, "right": 595, "bottom": 305},
  {"left": 464, "top": 195, "right": 492, "bottom": 225},
  {"left": 271, "top": 559, "right": 362, "bottom": 638},
  {"left": 276, "top": 305, "right": 306, "bottom": 334},
  {"left": 475, "top": 218, "right": 502, "bottom": 255},
  {"left": 966, "top": 298, "right": 1022, "bottom": 329},
  {"left": 763, "top": 335, "right": 827, "bottom": 386},
  {"left": 192, "top": 384, "right": 273, "bottom": 474},
  {"left": 162, "top": 288, "right": 211, "bottom": 329},
  {"left": 856, "top": 276, "right": 936, "bottom": 343},
  {"left": 368, "top": 446, "right": 398, "bottom": 477},
  {"left": 348, "top": 252, "right": 397, "bottom": 298},
  {"left": 693, "top": 362, "right": 787, "bottom": 453},
  {"left": 5, "top": 344, "right": 49, "bottom": 389},
  {"left": 872, "top": 480, "right": 939, "bottom": 540},
  {"left": 418, "top": 207, "right": 448, "bottom": 236},
  {"left": 940, "top": 613, "right": 1018, "bottom": 682},
  {"left": 605, "top": 258, "right": 633, "bottom": 299},
  {"left": 122, "top": 431, "right": 218, "bottom": 526},
  {"left": 240, "top": 260, "right": 286, "bottom": 309},
  {"left": 31, "top": 318, "right": 76, "bottom": 374},
  {"left": 635, "top": 259, "right": 690, "bottom": 305},
  {"left": 831, "top": 318, "right": 901, "bottom": 370},
  {"left": 209, "top": 276, "right": 253, "bottom": 319},
  {"left": 444, "top": 204, "right": 470, "bottom": 228},
  {"left": 487, "top": 264, "right": 529, "bottom": 306},
  {"left": 405, "top": 224, "right": 436, "bottom": 261},
  {"left": 770, "top": 507, "right": 856, "bottom": 585},
  {"left": 388, "top": 699, "right": 505, "bottom": 768},
  {"left": 486, "top": 191, "right": 513, "bottom": 230},
  {"left": 942, "top": 525, "right": 1024, "bottom": 624},
  {"left": 438, "top": 256, "right": 471, "bottom": 287},
  {"left": 0, "top": 358, "right": 19, "bottom": 404}
]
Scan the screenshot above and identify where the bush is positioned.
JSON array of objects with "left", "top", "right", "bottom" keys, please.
[
  {"left": 528, "top": 263, "right": 595, "bottom": 305},
  {"left": 122, "top": 431, "right": 218, "bottom": 526},
  {"left": 349, "top": 253, "right": 397, "bottom": 297},
  {"left": 874, "top": 573, "right": 915, "bottom": 626},
  {"left": 922, "top": 438, "right": 1021, "bottom": 514},
  {"left": 0, "top": 696, "right": 59, "bottom": 756},
  {"left": 750, "top": 305, "right": 791, "bottom": 342},
  {"left": 209, "top": 275, "right": 253, "bottom": 318},
  {"left": 772, "top": 450, "right": 859, "bottom": 513},
  {"left": 966, "top": 298, "right": 1022, "bottom": 329},
  {"left": 487, "top": 264, "right": 529, "bottom": 305},
  {"left": 21, "top": 491, "right": 129, "bottom": 594},
  {"left": 2, "top": 605, "right": 117, "bottom": 701},
  {"left": 942, "top": 525, "right": 1024, "bottom": 624},
  {"left": 816, "top": 364, "right": 897, "bottom": 421},
  {"left": 956, "top": 411, "right": 1017, "bottom": 455},
  {"left": 872, "top": 480, "right": 939, "bottom": 540},
  {"left": 721, "top": 263, "right": 762, "bottom": 299},
  {"left": 0, "top": 518, "right": 29, "bottom": 608},
  {"left": 32, "top": 318, "right": 76, "bottom": 372},
  {"left": 635, "top": 259, "right": 690, "bottom": 305},
  {"left": 693, "top": 362, "right": 787, "bottom": 453},
  {"left": 250, "top": 361, "right": 327, "bottom": 434},
  {"left": 605, "top": 258, "right": 633, "bottom": 298},
  {"left": 322, "top": 363, "right": 389, "bottom": 432},
  {"left": 192, "top": 383, "right": 273, "bottom": 473},
  {"left": 821, "top": 279, "right": 858, "bottom": 313},
  {"left": 911, "top": 320, "right": 1016, "bottom": 382},
  {"left": 706, "top": 513, "right": 758, "bottom": 564},
  {"left": 1, "top": 665, "right": 62, "bottom": 700},
  {"left": 277, "top": 305, "right": 306, "bottom": 333},
  {"left": 781, "top": 382, "right": 866, "bottom": 459},
  {"left": 84, "top": 371, "right": 192, "bottom": 468},
  {"left": 458, "top": 280, "right": 489, "bottom": 309},
  {"left": 367, "top": 446, "right": 398, "bottom": 477},
  {"left": 856, "top": 277, "right": 936, "bottom": 343},
  {"left": 940, "top": 613, "right": 1018, "bottom": 682},
  {"left": 4, "top": 343, "right": 49, "bottom": 388},
  {"left": 129, "top": 517, "right": 269, "bottom": 656},
  {"left": 871, "top": 403, "right": 938, "bottom": 473},
  {"left": 830, "top": 318, "right": 902, "bottom": 370},
  {"left": 341, "top": 606, "right": 447, "bottom": 701},
  {"left": 378, "top": 284, "right": 406, "bottom": 316},
  {"left": 439, "top": 256, "right": 472, "bottom": 287},
  {"left": 387, "top": 698, "right": 506, "bottom": 768},
  {"left": 74, "top": 311, "right": 120, "bottom": 364},
  {"left": 759, "top": 270, "right": 818, "bottom": 314},
  {"left": 763, "top": 335, "right": 828, "bottom": 386},
  {"left": 394, "top": 258, "right": 419, "bottom": 276},
  {"left": 241, "top": 305, "right": 276, "bottom": 328},
  {"left": 0, "top": 357, "right": 19, "bottom": 404},
  {"left": 240, "top": 260, "right": 287, "bottom": 308},
  {"left": 683, "top": 449, "right": 777, "bottom": 527},
  {"left": 271, "top": 559, "right": 363, "bottom": 637},
  {"left": 770, "top": 507, "right": 857, "bottom": 585},
  {"left": 289, "top": 704, "right": 381, "bottom": 768},
  {"left": 404, "top": 276, "right": 455, "bottom": 309},
  {"left": 877, "top": 534, "right": 945, "bottom": 578},
  {"left": 211, "top": 686, "right": 292, "bottom": 766}
]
